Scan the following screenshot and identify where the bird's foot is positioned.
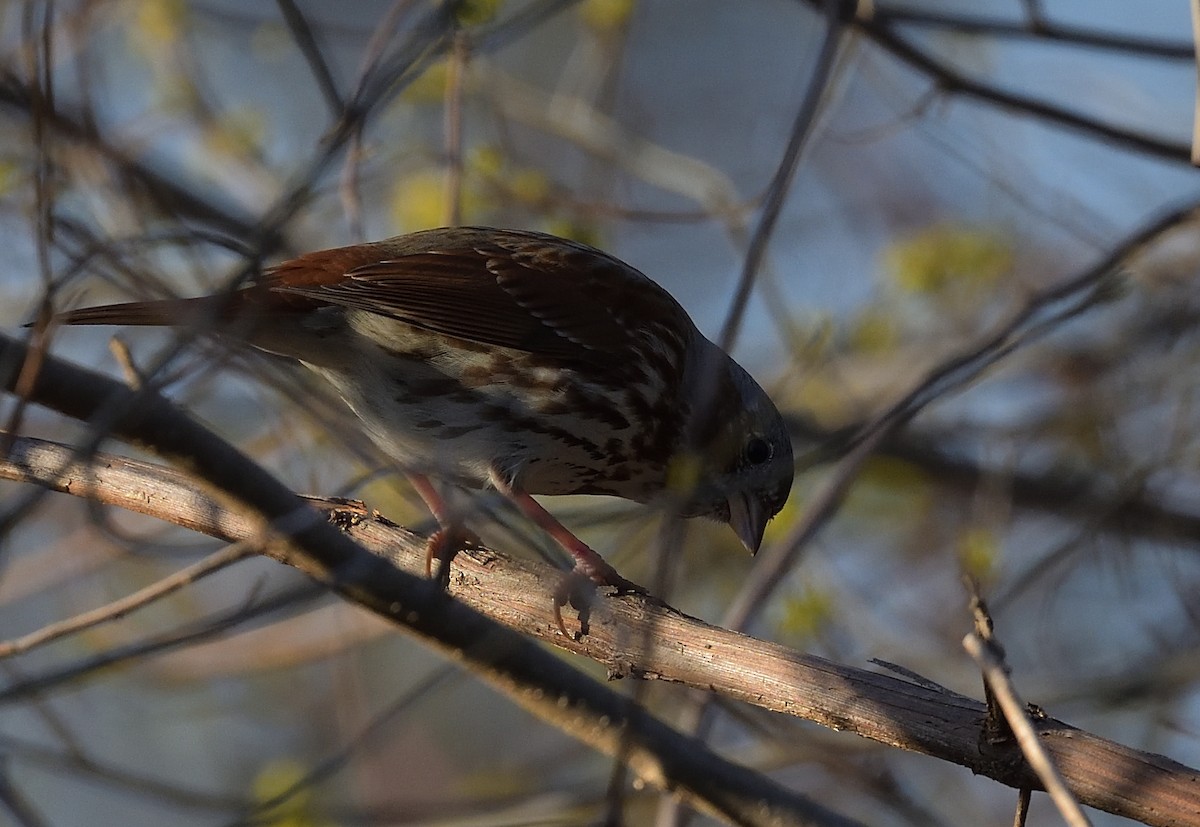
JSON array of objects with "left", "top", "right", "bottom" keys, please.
[
  {"left": 423, "top": 524, "right": 480, "bottom": 589},
  {"left": 552, "top": 558, "right": 648, "bottom": 639}
]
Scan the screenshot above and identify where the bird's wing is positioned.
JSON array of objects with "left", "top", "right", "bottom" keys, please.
[{"left": 265, "top": 227, "right": 695, "bottom": 366}]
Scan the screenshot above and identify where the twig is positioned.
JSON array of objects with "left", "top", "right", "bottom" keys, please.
[
  {"left": 963, "top": 596, "right": 1092, "bottom": 827},
  {"left": 717, "top": 0, "right": 847, "bottom": 351},
  {"left": 0, "top": 542, "right": 257, "bottom": 659},
  {"left": 872, "top": 6, "right": 1193, "bottom": 59},
  {"left": 0, "top": 585, "right": 323, "bottom": 704},
  {"left": 338, "top": 128, "right": 366, "bottom": 241},
  {"left": 1190, "top": 0, "right": 1200, "bottom": 165},
  {"left": 1013, "top": 788, "right": 1031, "bottom": 827},
  {"left": 107, "top": 336, "right": 144, "bottom": 389},
  {"left": 275, "top": 0, "right": 343, "bottom": 115},
  {"left": 838, "top": 2, "right": 1193, "bottom": 164},
  {"left": 443, "top": 29, "right": 469, "bottom": 226}
]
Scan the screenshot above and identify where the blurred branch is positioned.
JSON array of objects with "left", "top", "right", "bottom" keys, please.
[
  {"left": 0, "top": 763, "right": 47, "bottom": 827},
  {"left": 0, "top": 728, "right": 590, "bottom": 824},
  {"left": 1190, "top": 0, "right": 1200, "bottom": 165},
  {"left": 0, "top": 334, "right": 859, "bottom": 827},
  {"left": 275, "top": 0, "right": 344, "bottom": 115},
  {"left": 709, "top": 53, "right": 1200, "bottom": 721},
  {"left": 0, "top": 732, "right": 250, "bottom": 813},
  {"left": 443, "top": 30, "right": 469, "bottom": 226},
  {"left": 894, "top": 431, "right": 1200, "bottom": 544},
  {"left": 494, "top": 70, "right": 745, "bottom": 216},
  {"left": 834, "top": 199, "right": 1200, "bottom": 480},
  {"left": 0, "top": 541, "right": 257, "bottom": 660},
  {"left": 0, "top": 583, "right": 323, "bottom": 704},
  {"left": 719, "top": 0, "right": 848, "bottom": 351},
  {"left": 1, "top": 428, "right": 1199, "bottom": 824},
  {"left": 791, "top": 417, "right": 1200, "bottom": 548},
  {"left": 0, "top": 2, "right": 572, "bottom": 269},
  {"left": 778, "top": 204, "right": 1200, "bottom": 552},
  {"left": 825, "top": 2, "right": 1193, "bottom": 164},
  {"left": 875, "top": 6, "right": 1194, "bottom": 59},
  {"left": 239, "top": 663, "right": 457, "bottom": 823},
  {"left": 0, "top": 70, "right": 267, "bottom": 243}
]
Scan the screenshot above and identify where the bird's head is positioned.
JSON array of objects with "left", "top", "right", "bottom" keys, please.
[{"left": 675, "top": 344, "right": 794, "bottom": 553}]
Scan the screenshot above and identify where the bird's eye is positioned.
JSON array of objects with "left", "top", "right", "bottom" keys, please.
[{"left": 744, "top": 437, "right": 772, "bottom": 466}]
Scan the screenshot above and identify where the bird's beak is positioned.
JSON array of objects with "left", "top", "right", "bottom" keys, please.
[{"left": 727, "top": 492, "right": 767, "bottom": 554}]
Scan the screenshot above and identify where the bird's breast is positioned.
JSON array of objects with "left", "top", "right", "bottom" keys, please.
[{"left": 307, "top": 316, "right": 682, "bottom": 501}]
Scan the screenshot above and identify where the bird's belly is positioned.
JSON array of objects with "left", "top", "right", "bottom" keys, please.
[{"left": 305, "top": 348, "right": 666, "bottom": 501}]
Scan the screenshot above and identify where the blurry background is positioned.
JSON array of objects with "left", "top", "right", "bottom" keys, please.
[{"left": 1, "top": 0, "right": 1199, "bottom": 824}]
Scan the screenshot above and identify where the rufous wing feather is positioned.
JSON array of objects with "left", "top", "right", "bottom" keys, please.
[
  {"left": 51, "top": 296, "right": 232, "bottom": 327},
  {"left": 266, "top": 228, "right": 696, "bottom": 366}
]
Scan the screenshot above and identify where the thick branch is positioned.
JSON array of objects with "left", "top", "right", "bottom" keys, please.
[
  {"left": 2, "top": 430, "right": 1200, "bottom": 826},
  {"left": 0, "top": 333, "right": 856, "bottom": 827}
]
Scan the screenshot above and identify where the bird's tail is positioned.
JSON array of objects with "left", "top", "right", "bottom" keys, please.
[{"left": 49, "top": 296, "right": 231, "bottom": 327}]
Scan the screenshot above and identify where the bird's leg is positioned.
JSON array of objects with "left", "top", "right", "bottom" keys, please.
[
  {"left": 487, "top": 468, "right": 646, "bottom": 635},
  {"left": 408, "top": 473, "right": 477, "bottom": 587}
]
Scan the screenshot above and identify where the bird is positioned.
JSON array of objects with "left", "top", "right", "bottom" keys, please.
[{"left": 52, "top": 226, "right": 794, "bottom": 630}]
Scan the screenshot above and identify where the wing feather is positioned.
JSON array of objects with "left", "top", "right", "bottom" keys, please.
[{"left": 264, "top": 227, "right": 695, "bottom": 367}]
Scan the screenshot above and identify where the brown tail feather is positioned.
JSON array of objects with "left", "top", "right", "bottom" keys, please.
[{"left": 53, "top": 296, "right": 229, "bottom": 327}]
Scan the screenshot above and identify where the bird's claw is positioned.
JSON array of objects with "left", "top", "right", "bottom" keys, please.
[
  {"left": 551, "top": 564, "right": 648, "bottom": 638},
  {"left": 423, "top": 525, "right": 480, "bottom": 588}
]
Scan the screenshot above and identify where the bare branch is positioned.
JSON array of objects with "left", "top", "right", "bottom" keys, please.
[
  {"left": 718, "top": 0, "right": 848, "bottom": 351},
  {"left": 0, "top": 542, "right": 257, "bottom": 659},
  {"left": 875, "top": 6, "right": 1193, "bottom": 59},
  {"left": 965, "top": 586, "right": 1090, "bottom": 825},
  {"left": 2, "top": 430, "right": 1199, "bottom": 826},
  {"left": 275, "top": 0, "right": 344, "bottom": 115},
  {"left": 0, "top": 333, "right": 860, "bottom": 827},
  {"left": 829, "top": 2, "right": 1193, "bottom": 164},
  {"left": 963, "top": 631, "right": 1091, "bottom": 827}
]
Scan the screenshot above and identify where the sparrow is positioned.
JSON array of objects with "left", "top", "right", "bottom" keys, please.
[{"left": 53, "top": 227, "right": 794, "bottom": 629}]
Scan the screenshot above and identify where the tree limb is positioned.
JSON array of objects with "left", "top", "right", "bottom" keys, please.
[
  {"left": 0, "top": 331, "right": 859, "bottom": 827},
  {"left": 1, "top": 427, "right": 1199, "bottom": 822}
]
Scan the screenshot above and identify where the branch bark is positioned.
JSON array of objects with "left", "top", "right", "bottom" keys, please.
[
  {"left": 0, "top": 331, "right": 858, "bottom": 827},
  {"left": 1, "top": 335, "right": 1199, "bottom": 825}
]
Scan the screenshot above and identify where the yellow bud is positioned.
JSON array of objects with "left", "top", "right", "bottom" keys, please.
[
  {"left": 391, "top": 168, "right": 490, "bottom": 231},
  {"left": 134, "top": 0, "right": 186, "bottom": 45},
  {"left": 0, "top": 160, "right": 21, "bottom": 197},
  {"left": 249, "top": 759, "right": 334, "bottom": 826},
  {"left": 847, "top": 308, "right": 897, "bottom": 354},
  {"left": 469, "top": 145, "right": 505, "bottom": 180},
  {"left": 508, "top": 168, "right": 550, "bottom": 204},
  {"left": 203, "top": 108, "right": 266, "bottom": 157},
  {"left": 958, "top": 526, "right": 999, "bottom": 582},
  {"left": 884, "top": 224, "right": 1012, "bottom": 296},
  {"left": 780, "top": 589, "right": 833, "bottom": 642},
  {"left": 401, "top": 61, "right": 449, "bottom": 105},
  {"left": 580, "top": 0, "right": 635, "bottom": 32},
  {"left": 392, "top": 170, "right": 447, "bottom": 232},
  {"left": 454, "top": 0, "right": 503, "bottom": 27},
  {"left": 544, "top": 220, "right": 602, "bottom": 249}
]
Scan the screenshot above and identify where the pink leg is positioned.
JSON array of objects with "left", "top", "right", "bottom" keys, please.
[
  {"left": 408, "top": 474, "right": 477, "bottom": 581},
  {"left": 488, "top": 469, "right": 645, "bottom": 634},
  {"left": 409, "top": 473, "right": 452, "bottom": 525}
]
